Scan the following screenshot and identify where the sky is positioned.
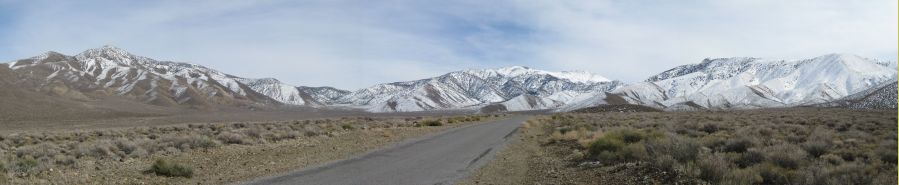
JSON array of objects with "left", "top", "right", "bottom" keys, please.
[{"left": 0, "top": 0, "right": 896, "bottom": 89}]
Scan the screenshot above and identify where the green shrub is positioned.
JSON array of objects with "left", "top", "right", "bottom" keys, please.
[
  {"left": 755, "top": 163, "right": 792, "bottom": 184},
  {"left": 723, "top": 137, "right": 753, "bottom": 153},
  {"left": 556, "top": 127, "right": 572, "bottom": 134},
  {"left": 587, "top": 136, "right": 625, "bottom": 161},
  {"left": 821, "top": 162, "right": 877, "bottom": 185},
  {"left": 702, "top": 123, "right": 719, "bottom": 133},
  {"left": 585, "top": 129, "right": 657, "bottom": 162},
  {"left": 149, "top": 159, "right": 193, "bottom": 178},
  {"left": 11, "top": 157, "right": 37, "bottom": 173},
  {"left": 162, "top": 136, "right": 219, "bottom": 150},
  {"left": 0, "top": 157, "right": 5, "bottom": 173},
  {"left": 876, "top": 148, "right": 897, "bottom": 164},
  {"left": 768, "top": 153, "right": 802, "bottom": 170},
  {"left": 421, "top": 120, "right": 442, "bottom": 126},
  {"left": 735, "top": 149, "right": 765, "bottom": 168},
  {"left": 618, "top": 143, "right": 648, "bottom": 161},
  {"left": 114, "top": 139, "right": 140, "bottom": 155},
  {"left": 651, "top": 155, "right": 678, "bottom": 173},
  {"left": 767, "top": 145, "right": 804, "bottom": 170},
  {"left": 216, "top": 132, "right": 249, "bottom": 144},
  {"left": 15, "top": 143, "right": 60, "bottom": 159},
  {"left": 611, "top": 129, "right": 646, "bottom": 144},
  {"left": 769, "top": 154, "right": 801, "bottom": 170},
  {"left": 821, "top": 154, "right": 844, "bottom": 165},
  {"left": 341, "top": 124, "right": 355, "bottom": 130},
  {"left": 645, "top": 134, "right": 701, "bottom": 163},
  {"left": 801, "top": 140, "right": 831, "bottom": 158},
  {"left": 244, "top": 128, "right": 264, "bottom": 139},
  {"left": 697, "top": 154, "right": 730, "bottom": 183},
  {"left": 702, "top": 136, "right": 727, "bottom": 150}
]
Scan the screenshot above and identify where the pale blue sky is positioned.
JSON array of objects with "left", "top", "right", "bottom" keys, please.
[{"left": 0, "top": 0, "right": 896, "bottom": 89}]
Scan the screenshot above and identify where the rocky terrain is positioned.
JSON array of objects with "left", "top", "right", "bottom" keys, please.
[{"left": 815, "top": 79, "right": 898, "bottom": 110}]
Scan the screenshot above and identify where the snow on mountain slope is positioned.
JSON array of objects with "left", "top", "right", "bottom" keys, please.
[
  {"left": 607, "top": 82, "right": 668, "bottom": 106},
  {"left": 5, "top": 46, "right": 280, "bottom": 108},
  {"left": 555, "top": 92, "right": 610, "bottom": 112},
  {"left": 236, "top": 78, "right": 352, "bottom": 106},
  {"left": 7, "top": 46, "right": 892, "bottom": 113},
  {"left": 817, "top": 78, "right": 897, "bottom": 110},
  {"left": 237, "top": 78, "right": 309, "bottom": 105},
  {"left": 545, "top": 71, "right": 610, "bottom": 83},
  {"left": 484, "top": 94, "right": 564, "bottom": 112},
  {"left": 336, "top": 66, "right": 624, "bottom": 112},
  {"left": 602, "top": 53, "right": 896, "bottom": 111}
]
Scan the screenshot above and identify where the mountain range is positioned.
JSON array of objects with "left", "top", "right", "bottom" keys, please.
[{"left": 2, "top": 46, "right": 895, "bottom": 115}]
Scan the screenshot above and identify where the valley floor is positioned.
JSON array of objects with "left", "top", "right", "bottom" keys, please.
[
  {"left": 0, "top": 114, "right": 501, "bottom": 184},
  {"left": 462, "top": 108, "right": 897, "bottom": 185},
  {"left": 0, "top": 107, "right": 476, "bottom": 134}
]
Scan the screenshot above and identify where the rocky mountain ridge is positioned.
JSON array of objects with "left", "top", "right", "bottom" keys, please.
[{"left": 3, "top": 46, "right": 895, "bottom": 113}]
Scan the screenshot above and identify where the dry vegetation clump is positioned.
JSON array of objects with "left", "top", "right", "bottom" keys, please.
[
  {"left": 0, "top": 114, "right": 503, "bottom": 181},
  {"left": 148, "top": 159, "right": 193, "bottom": 178},
  {"left": 533, "top": 108, "right": 896, "bottom": 184},
  {"left": 420, "top": 119, "right": 443, "bottom": 127}
]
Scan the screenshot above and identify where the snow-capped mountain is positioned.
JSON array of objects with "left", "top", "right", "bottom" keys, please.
[
  {"left": 235, "top": 76, "right": 353, "bottom": 106},
  {"left": 4, "top": 46, "right": 894, "bottom": 113},
  {"left": 5, "top": 46, "right": 287, "bottom": 109},
  {"left": 2, "top": 46, "right": 622, "bottom": 112},
  {"left": 334, "top": 66, "right": 624, "bottom": 112},
  {"left": 565, "top": 53, "right": 896, "bottom": 111}
]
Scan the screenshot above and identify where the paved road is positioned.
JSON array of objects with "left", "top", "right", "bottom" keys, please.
[{"left": 241, "top": 116, "right": 528, "bottom": 185}]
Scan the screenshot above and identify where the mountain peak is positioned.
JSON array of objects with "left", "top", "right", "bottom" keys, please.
[
  {"left": 43, "top": 51, "right": 65, "bottom": 56},
  {"left": 550, "top": 70, "right": 611, "bottom": 83},
  {"left": 813, "top": 53, "right": 868, "bottom": 62},
  {"left": 498, "top": 66, "right": 530, "bottom": 70},
  {"left": 95, "top": 45, "right": 129, "bottom": 53},
  {"left": 486, "top": 66, "right": 611, "bottom": 83},
  {"left": 76, "top": 45, "right": 134, "bottom": 59},
  {"left": 492, "top": 66, "right": 532, "bottom": 75},
  {"left": 30, "top": 51, "right": 67, "bottom": 61},
  {"left": 256, "top": 78, "right": 281, "bottom": 83}
]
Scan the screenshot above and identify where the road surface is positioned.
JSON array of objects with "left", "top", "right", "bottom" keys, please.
[{"left": 240, "top": 116, "right": 528, "bottom": 185}]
